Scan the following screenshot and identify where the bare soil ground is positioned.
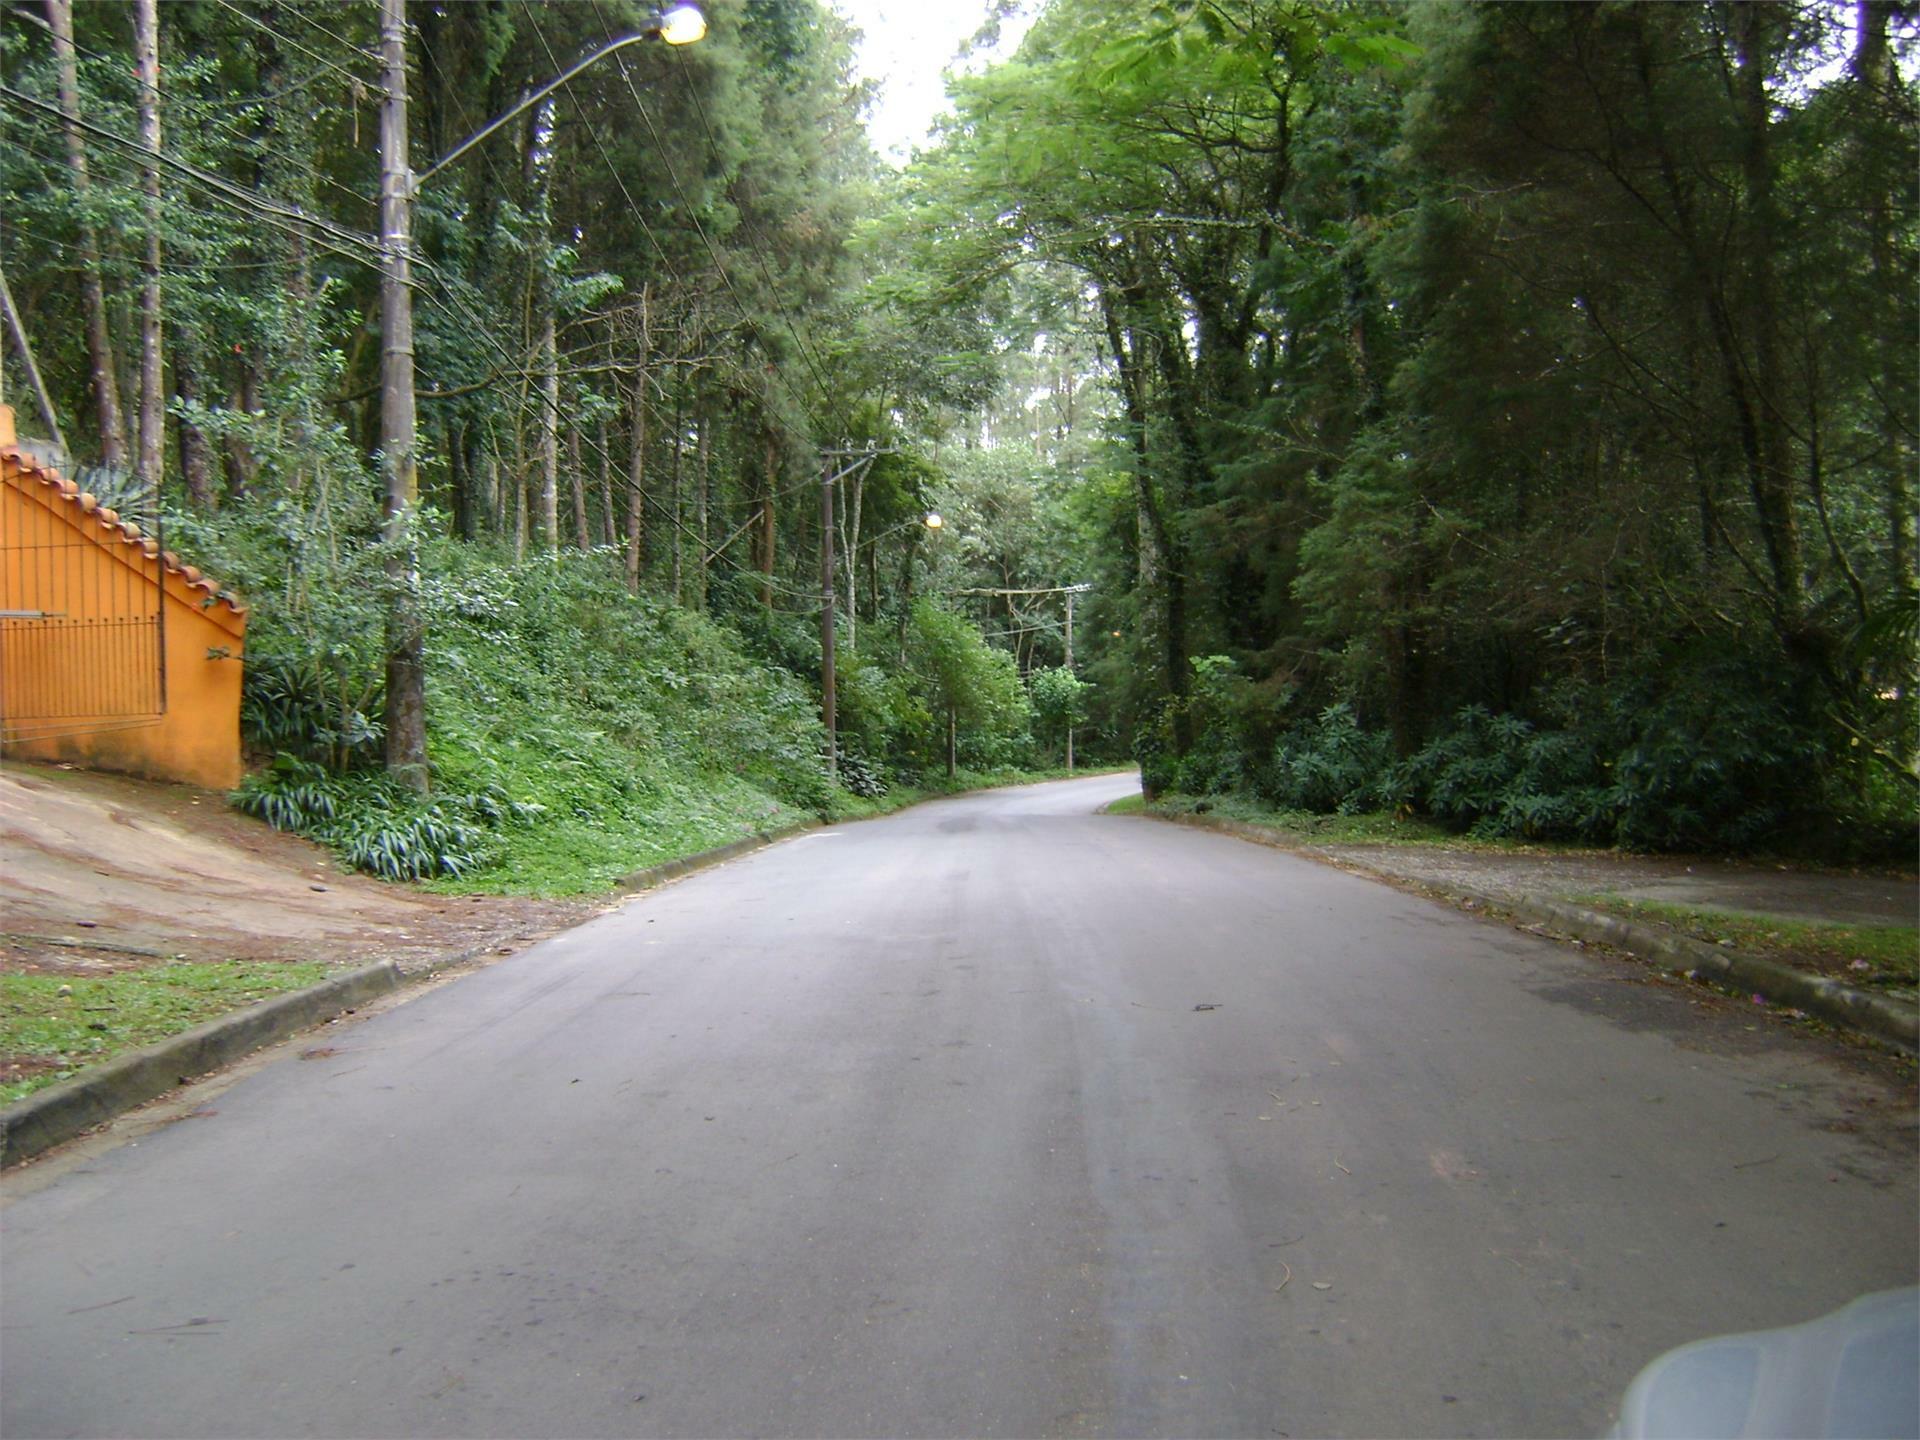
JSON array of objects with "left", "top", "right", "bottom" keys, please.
[{"left": 0, "top": 761, "right": 598, "bottom": 982}]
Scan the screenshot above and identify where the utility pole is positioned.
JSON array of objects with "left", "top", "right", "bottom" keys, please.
[
  {"left": 1064, "top": 586, "right": 1076, "bottom": 773},
  {"left": 378, "top": 0, "right": 427, "bottom": 793},
  {"left": 821, "top": 455, "right": 838, "bottom": 788},
  {"left": 955, "top": 583, "right": 1091, "bottom": 770},
  {"left": 132, "top": 0, "right": 164, "bottom": 493},
  {"left": 371, "top": 9, "right": 705, "bottom": 795}
]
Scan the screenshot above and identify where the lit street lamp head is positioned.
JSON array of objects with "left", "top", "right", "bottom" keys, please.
[
  {"left": 655, "top": 5, "right": 707, "bottom": 44},
  {"left": 923, "top": 512, "right": 943, "bottom": 530}
]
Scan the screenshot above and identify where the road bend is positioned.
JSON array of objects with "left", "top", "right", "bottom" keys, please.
[{"left": 2, "top": 773, "right": 1914, "bottom": 1438}]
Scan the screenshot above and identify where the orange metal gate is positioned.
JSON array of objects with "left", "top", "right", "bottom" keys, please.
[{"left": 0, "top": 465, "right": 167, "bottom": 742}]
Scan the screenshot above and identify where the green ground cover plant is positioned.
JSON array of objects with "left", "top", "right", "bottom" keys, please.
[
  {"left": 0, "top": 962, "right": 330, "bottom": 1104},
  {"left": 1127, "top": 790, "right": 1513, "bottom": 849}
]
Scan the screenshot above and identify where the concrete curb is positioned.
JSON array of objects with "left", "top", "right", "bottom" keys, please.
[
  {"left": 0, "top": 820, "right": 826, "bottom": 1169},
  {"left": 614, "top": 819, "right": 822, "bottom": 894},
  {"left": 1489, "top": 893, "right": 1918, "bottom": 1055},
  {"left": 0, "top": 961, "right": 402, "bottom": 1170},
  {"left": 1143, "top": 809, "right": 1918, "bottom": 1056}
]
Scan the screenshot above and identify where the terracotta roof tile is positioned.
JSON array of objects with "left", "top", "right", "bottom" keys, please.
[{"left": 2, "top": 444, "right": 246, "bottom": 618}]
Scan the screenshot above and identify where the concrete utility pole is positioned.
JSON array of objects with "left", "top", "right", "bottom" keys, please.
[
  {"left": 133, "top": 0, "right": 164, "bottom": 493},
  {"left": 378, "top": 0, "right": 428, "bottom": 793},
  {"left": 374, "top": 9, "right": 706, "bottom": 793},
  {"left": 1064, "top": 587, "right": 1076, "bottom": 772},
  {"left": 821, "top": 455, "right": 838, "bottom": 787}
]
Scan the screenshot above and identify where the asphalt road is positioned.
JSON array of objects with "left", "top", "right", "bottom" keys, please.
[{"left": 3, "top": 774, "right": 1915, "bottom": 1439}]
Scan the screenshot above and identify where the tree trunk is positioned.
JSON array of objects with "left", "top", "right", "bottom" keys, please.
[
  {"left": 1731, "top": 1, "right": 1801, "bottom": 617},
  {"left": 757, "top": 425, "right": 778, "bottom": 608},
  {"left": 0, "top": 256, "right": 66, "bottom": 451},
  {"left": 1854, "top": 0, "right": 1914, "bottom": 586},
  {"left": 626, "top": 301, "right": 651, "bottom": 593},
  {"left": 670, "top": 388, "right": 684, "bottom": 602},
  {"left": 133, "top": 0, "right": 165, "bottom": 492},
  {"left": 450, "top": 419, "right": 473, "bottom": 540},
  {"left": 171, "top": 331, "right": 216, "bottom": 509},
  {"left": 47, "top": 0, "right": 129, "bottom": 471},
  {"left": 569, "top": 423, "right": 589, "bottom": 550},
  {"left": 598, "top": 418, "right": 615, "bottom": 548},
  {"left": 537, "top": 308, "right": 559, "bottom": 554},
  {"left": 225, "top": 363, "right": 259, "bottom": 498},
  {"left": 695, "top": 407, "right": 711, "bottom": 610}
]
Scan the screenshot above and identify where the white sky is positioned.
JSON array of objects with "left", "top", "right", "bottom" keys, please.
[{"left": 832, "top": 0, "right": 1036, "bottom": 164}]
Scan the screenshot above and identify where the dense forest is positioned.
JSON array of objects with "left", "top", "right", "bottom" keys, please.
[{"left": 2, "top": 0, "right": 1914, "bottom": 878}]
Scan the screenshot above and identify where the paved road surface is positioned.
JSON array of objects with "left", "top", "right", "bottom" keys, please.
[{"left": 4, "top": 775, "right": 1914, "bottom": 1438}]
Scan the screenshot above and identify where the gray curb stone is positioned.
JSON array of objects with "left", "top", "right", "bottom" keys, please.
[
  {"left": 1, "top": 961, "right": 401, "bottom": 1169},
  {"left": 1491, "top": 893, "right": 1918, "bottom": 1055},
  {"left": 1145, "top": 809, "right": 1918, "bottom": 1056}
]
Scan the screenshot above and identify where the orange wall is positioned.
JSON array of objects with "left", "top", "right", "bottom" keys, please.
[{"left": 2, "top": 431, "right": 248, "bottom": 791}]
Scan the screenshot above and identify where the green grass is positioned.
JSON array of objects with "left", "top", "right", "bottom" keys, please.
[
  {"left": 427, "top": 771, "right": 795, "bottom": 896},
  {"left": 1, "top": 961, "right": 330, "bottom": 1103},
  {"left": 1569, "top": 897, "right": 1919, "bottom": 988},
  {"left": 1134, "top": 792, "right": 1506, "bottom": 847}
]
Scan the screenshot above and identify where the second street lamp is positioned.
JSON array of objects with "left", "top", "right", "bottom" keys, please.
[{"left": 376, "top": 4, "right": 704, "bottom": 792}]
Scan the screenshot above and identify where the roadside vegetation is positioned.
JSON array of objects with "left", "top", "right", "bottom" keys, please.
[
  {"left": 0, "top": 961, "right": 329, "bottom": 1104},
  {"left": 4, "top": 0, "right": 1912, "bottom": 897}
]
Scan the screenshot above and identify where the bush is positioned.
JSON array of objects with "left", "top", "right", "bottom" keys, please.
[
  {"left": 1394, "top": 705, "right": 1615, "bottom": 842},
  {"left": 1265, "top": 703, "right": 1394, "bottom": 813},
  {"left": 233, "top": 757, "right": 498, "bottom": 880}
]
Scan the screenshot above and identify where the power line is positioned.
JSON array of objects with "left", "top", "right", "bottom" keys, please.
[
  {"left": 206, "top": 0, "right": 376, "bottom": 92},
  {"left": 587, "top": 0, "right": 853, "bottom": 445},
  {"left": 1, "top": 85, "right": 386, "bottom": 264}
]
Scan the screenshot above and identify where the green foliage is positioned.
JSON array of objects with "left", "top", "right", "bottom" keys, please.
[
  {"left": 1029, "top": 665, "right": 1092, "bottom": 755},
  {"left": 1394, "top": 706, "right": 1614, "bottom": 843},
  {"left": 233, "top": 757, "right": 497, "bottom": 881},
  {"left": 1266, "top": 704, "right": 1394, "bottom": 815},
  {"left": 833, "top": 745, "right": 889, "bottom": 799},
  {"left": 905, "top": 601, "right": 1033, "bottom": 774}
]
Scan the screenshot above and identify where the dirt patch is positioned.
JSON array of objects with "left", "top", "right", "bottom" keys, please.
[{"left": 1, "top": 762, "right": 599, "bottom": 979}]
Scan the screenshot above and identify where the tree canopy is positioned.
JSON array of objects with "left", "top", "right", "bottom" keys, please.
[{"left": 3, "top": 0, "right": 1913, "bottom": 859}]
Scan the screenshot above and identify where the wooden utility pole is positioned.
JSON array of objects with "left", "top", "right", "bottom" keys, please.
[{"left": 378, "top": 0, "right": 427, "bottom": 792}]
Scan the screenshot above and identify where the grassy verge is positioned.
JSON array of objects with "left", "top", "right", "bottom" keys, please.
[
  {"left": 424, "top": 772, "right": 795, "bottom": 897},
  {"left": 1126, "top": 792, "right": 1531, "bottom": 848},
  {"left": 1568, "top": 896, "right": 1919, "bottom": 991},
  {"left": 0, "top": 961, "right": 330, "bottom": 1104}
]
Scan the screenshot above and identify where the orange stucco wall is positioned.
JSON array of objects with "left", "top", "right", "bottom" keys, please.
[{"left": 1, "top": 416, "right": 248, "bottom": 790}]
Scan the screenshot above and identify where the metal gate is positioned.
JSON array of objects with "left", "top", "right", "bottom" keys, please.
[{"left": 1, "top": 460, "right": 167, "bottom": 742}]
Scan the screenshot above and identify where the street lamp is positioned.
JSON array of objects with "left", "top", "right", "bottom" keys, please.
[{"left": 376, "top": 4, "right": 704, "bottom": 792}]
